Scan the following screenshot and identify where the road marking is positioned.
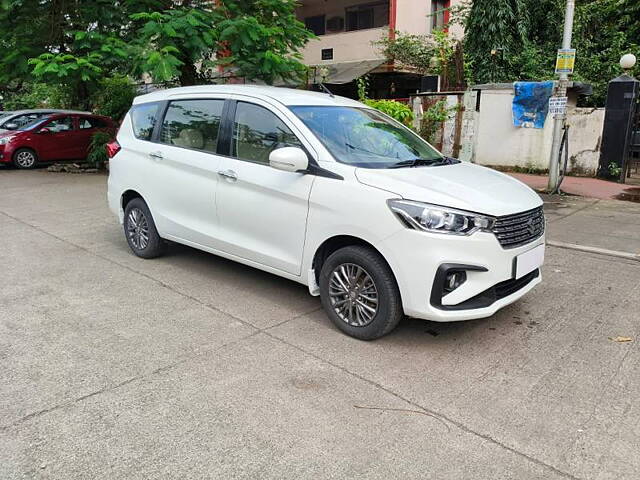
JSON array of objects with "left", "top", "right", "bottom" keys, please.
[{"left": 547, "top": 240, "right": 640, "bottom": 262}]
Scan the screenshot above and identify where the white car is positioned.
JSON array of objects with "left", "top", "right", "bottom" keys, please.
[{"left": 107, "top": 85, "right": 545, "bottom": 340}]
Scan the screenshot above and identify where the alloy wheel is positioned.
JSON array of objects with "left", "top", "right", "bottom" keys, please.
[
  {"left": 328, "top": 263, "right": 379, "bottom": 327},
  {"left": 15, "top": 151, "right": 36, "bottom": 168},
  {"left": 126, "top": 207, "right": 150, "bottom": 250}
]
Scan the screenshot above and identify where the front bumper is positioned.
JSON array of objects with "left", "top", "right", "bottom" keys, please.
[{"left": 378, "top": 228, "right": 544, "bottom": 322}]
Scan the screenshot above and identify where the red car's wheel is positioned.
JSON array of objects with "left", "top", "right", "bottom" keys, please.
[{"left": 13, "top": 148, "right": 38, "bottom": 169}]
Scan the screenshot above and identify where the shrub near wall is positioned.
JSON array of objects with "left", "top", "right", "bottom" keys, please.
[{"left": 362, "top": 99, "right": 414, "bottom": 127}]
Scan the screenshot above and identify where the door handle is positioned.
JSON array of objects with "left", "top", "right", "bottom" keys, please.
[
  {"left": 217, "top": 169, "right": 238, "bottom": 181},
  {"left": 149, "top": 151, "right": 163, "bottom": 160}
]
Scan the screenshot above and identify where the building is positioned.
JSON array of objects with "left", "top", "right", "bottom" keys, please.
[{"left": 295, "top": 0, "right": 463, "bottom": 99}]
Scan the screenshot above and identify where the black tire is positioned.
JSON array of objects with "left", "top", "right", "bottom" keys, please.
[
  {"left": 13, "top": 148, "right": 38, "bottom": 169},
  {"left": 319, "top": 245, "right": 403, "bottom": 340},
  {"left": 123, "top": 198, "right": 166, "bottom": 259}
]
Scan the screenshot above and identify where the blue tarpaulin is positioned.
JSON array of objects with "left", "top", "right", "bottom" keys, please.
[{"left": 512, "top": 81, "right": 554, "bottom": 128}]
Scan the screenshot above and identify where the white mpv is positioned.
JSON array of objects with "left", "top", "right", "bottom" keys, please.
[{"left": 107, "top": 85, "right": 545, "bottom": 339}]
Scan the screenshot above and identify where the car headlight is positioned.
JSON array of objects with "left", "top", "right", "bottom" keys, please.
[
  {"left": 387, "top": 199, "right": 495, "bottom": 235},
  {"left": 0, "top": 136, "right": 12, "bottom": 145}
]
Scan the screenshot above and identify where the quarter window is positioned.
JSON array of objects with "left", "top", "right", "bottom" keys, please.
[
  {"left": 79, "top": 117, "right": 108, "bottom": 129},
  {"left": 232, "top": 102, "right": 303, "bottom": 165},
  {"left": 160, "top": 99, "right": 224, "bottom": 153},
  {"left": 131, "top": 103, "right": 160, "bottom": 141}
]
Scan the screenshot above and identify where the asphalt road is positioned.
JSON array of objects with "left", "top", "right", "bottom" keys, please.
[{"left": 1, "top": 169, "right": 639, "bottom": 479}]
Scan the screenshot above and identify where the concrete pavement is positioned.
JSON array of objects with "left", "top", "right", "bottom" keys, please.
[{"left": 1, "top": 169, "right": 639, "bottom": 479}]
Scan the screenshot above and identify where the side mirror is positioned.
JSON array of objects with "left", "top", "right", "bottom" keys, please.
[
  {"left": 269, "top": 147, "right": 309, "bottom": 173},
  {"left": 38, "top": 128, "right": 51, "bottom": 134}
]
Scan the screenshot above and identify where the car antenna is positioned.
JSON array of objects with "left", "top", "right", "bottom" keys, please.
[{"left": 319, "top": 82, "right": 334, "bottom": 98}]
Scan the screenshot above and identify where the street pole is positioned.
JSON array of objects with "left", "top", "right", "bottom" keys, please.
[{"left": 547, "top": 0, "right": 575, "bottom": 193}]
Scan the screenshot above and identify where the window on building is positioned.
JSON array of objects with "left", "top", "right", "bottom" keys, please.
[
  {"left": 431, "top": 0, "right": 448, "bottom": 30},
  {"left": 305, "top": 15, "right": 326, "bottom": 36},
  {"left": 345, "top": 2, "right": 389, "bottom": 31}
]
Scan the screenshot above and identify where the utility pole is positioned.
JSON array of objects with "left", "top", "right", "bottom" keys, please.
[{"left": 547, "top": 0, "right": 575, "bottom": 193}]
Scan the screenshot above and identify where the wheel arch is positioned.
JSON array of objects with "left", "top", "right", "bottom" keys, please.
[
  {"left": 121, "top": 189, "right": 144, "bottom": 210},
  {"left": 311, "top": 235, "right": 397, "bottom": 285}
]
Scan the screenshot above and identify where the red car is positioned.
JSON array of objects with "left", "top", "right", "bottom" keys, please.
[{"left": 0, "top": 113, "right": 116, "bottom": 169}]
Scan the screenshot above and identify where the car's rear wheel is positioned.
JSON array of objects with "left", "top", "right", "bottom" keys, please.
[
  {"left": 13, "top": 148, "right": 38, "bottom": 169},
  {"left": 123, "top": 198, "right": 166, "bottom": 258},
  {"left": 319, "top": 245, "right": 403, "bottom": 340}
]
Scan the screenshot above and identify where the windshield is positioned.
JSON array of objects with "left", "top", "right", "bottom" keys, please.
[
  {"left": 18, "top": 117, "right": 50, "bottom": 131},
  {"left": 1, "top": 113, "right": 47, "bottom": 130},
  {"left": 290, "top": 106, "right": 444, "bottom": 168}
]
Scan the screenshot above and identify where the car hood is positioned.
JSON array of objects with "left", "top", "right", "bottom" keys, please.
[
  {"left": 0, "top": 129, "right": 11, "bottom": 135},
  {"left": 355, "top": 162, "right": 542, "bottom": 217}
]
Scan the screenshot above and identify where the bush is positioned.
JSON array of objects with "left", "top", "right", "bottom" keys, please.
[
  {"left": 1, "top": 83, "right": 73, "bottom": 110},
  {"left": 362, "top": 99, "right": 414, "bottom": 127},
  {"left": 86, "top": 131, "right": 112, "bottom": 169},
  {"left": 91, "top": 75, "right": 137, "bottom": 121}
]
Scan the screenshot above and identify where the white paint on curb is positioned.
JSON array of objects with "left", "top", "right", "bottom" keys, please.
[{"left": 547, "top": 240, "right": 640, "bottom": 262}]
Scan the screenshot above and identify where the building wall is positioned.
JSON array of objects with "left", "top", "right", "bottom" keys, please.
[
  {"left": 464, "top": 87, "right": 604, "bottom": 175},
  {"left": 395, "top": 0, "right": 431, "bottom": 36},
  {"left": 412, "top": 87, "right": 605, "bottom": 176},
  {"left": 299, "top": 27, "right": 388, "bottom": 65},
  {"left": 296, "top": 0, "right": 465, "bottom": 66}
]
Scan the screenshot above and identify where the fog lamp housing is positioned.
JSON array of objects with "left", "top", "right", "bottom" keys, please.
[{"left": 443, "top": 271, "right": 467, "bottom": 295}]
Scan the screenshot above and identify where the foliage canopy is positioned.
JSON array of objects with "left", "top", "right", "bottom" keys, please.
[{"left": 0, "top": 0, "right": 312, "bottom": 110}]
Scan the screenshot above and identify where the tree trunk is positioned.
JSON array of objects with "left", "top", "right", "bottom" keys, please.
[{"left": 178, "top": 62, "right": 198, "bottom": 86}]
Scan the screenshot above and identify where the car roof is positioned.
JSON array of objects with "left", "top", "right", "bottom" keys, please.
[
  {"left": 133, "top": 85, "right": 365, "bottom": 108},
  {"left": 4, "top": 109, "right": 91, "bottom": 115}
]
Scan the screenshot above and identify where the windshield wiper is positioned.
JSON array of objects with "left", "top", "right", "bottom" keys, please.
[
  {"left": 388, "top": 157, "right": 448, "bottom": 169},
  {"left": 345, "top": 142, "right": 381, "bottom": 156}
]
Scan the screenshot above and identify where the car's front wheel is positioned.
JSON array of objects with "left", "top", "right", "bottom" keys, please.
[
  {"left": 13, "top": 148, "right": 38, "bottom": 169},
  {"left": 319, "top": 245, "right": 404, "bottom": 340},
  {"left": 123, "top": 198, "right": 166, "bottom": 258}
]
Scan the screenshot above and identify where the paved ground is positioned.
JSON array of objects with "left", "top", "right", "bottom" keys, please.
[
  {"left": 1, "top": 169, "right": 639, "bottom": 480},
  {"left": 510, "top": 172, "right": 640, "bottom": 202}
]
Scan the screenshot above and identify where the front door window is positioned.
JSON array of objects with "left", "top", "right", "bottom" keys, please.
[
  {"left": 232, "top": 102, "right": 303, "bottom": 165},
  {"left": 44, "top": 116, "right": 74, "bottom": 133}
]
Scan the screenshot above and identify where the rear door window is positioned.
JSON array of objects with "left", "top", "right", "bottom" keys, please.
[
  {"left": 130, "top": 103, "right": 160, "bottom": 141},
  {"left": 160, "top": 99, "right": 224, "bottom": 153}
]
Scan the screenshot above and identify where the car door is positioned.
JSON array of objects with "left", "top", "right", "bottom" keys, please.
[
  {"left": 37, "top": 116, "right": 76, "bottom": 161},
  {"left": 215, "top": 99, "right": 315, "bottom": 276},
  {"left": 145, "top": 97, "right": 227, "bottom": 248}
]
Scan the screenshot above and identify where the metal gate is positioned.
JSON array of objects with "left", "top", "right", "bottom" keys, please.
[{"left": 624, "top": 98, "right": 640, "bottom": 181}]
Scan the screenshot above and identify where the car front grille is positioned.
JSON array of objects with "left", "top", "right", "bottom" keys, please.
[{"left": 492, "top": 206, "right": 545, "bottom": 249}]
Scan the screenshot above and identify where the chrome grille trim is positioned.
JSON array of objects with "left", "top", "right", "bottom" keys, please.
[{"left": 492, "top": 206, "right": 545, "bottom": 249}]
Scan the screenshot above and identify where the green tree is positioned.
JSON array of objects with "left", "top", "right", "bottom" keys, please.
[
  {"left": 464, "top": 0, "right": 639, "bottom": 106},
  {"left": 1, "top": 0, "right": 313, "bottom": 111},
  {"left": 376, "top": 29, "right": 469, "bottom": 90},
  {"left": 464, "top": 0, "right": 529, "bottom": 84}
]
